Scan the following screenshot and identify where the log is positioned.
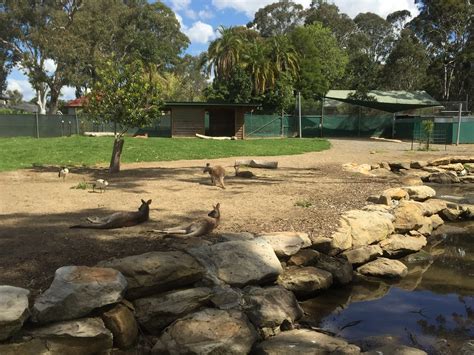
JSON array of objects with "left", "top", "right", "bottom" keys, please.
[
  {"left": 235, "top": 159, "right": 278, "bottom": 169},
  {"left": 196, "top": 133, "right": 236, "bottom": 140},
  {"left": 370, "top": 136, "right": 402, "bottom": 143},
  {"left": 84, "top": 132, "right": 115, "bottom": 137}
]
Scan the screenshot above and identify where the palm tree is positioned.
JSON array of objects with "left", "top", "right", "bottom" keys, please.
[
  {"left": 243, "top": 40, "right": 275, "bottom": 95},
  {"left": 267, "top": 35, "right": 299, "bottom": 78}
]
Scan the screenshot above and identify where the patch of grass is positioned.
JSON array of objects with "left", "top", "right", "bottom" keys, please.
[
  {"left": 295, "top": 200, "right": 313, "bottom": 208},
  {"left": 0, "top": 136, "right": 331, "bottom": 172}
]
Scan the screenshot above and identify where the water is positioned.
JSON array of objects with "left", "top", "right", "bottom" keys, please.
[{"left": 302, "top": 184, "right": 474, "bottom": 354}]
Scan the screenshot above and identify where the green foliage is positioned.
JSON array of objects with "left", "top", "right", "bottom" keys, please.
[
  {"left": 421, "top": 119, "right": 435, "bottom": 150},
  {"left": 85, "top": 58, "right": 163, "bottom": 137},
  {"left": 205, "top": 66, "right": 253, "bottom": 103},
  {"left": 0, "top": 136, "right": 331, "bottom": 172},
  {"left": 247, "top": 1, "right": 304, "bottom": 37}
]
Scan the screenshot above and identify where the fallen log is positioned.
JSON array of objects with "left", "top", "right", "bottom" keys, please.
[
  {"left": 370, "top": 136, "right": 403, "bottom": 143},
  {"left": 196, "top": 133, "right": 236, "bottom": 140},
  {"left": 235, "top": 159, "right": 278, "bottom": 169}
]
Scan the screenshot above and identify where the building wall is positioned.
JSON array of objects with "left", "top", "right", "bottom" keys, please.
[
  {"left": 171, "top": 107, "right": 205, "bottom": 137},
  {"left": 235, "top": 108, "right": 245, "bottom": 139}
]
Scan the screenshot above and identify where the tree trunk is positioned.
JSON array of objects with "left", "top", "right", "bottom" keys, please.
[
  {"left": 109, "top": 137, "right": 124, "bottom": 173},
  {"left": 48, "top": 87, "right": 61, "bottom": 115},
  {"left": 36, "top": 86, "right": 48, "bottom": 115}
]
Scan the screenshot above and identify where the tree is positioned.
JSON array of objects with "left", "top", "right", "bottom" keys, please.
[
  {"left": 5, "top": 89, "right": 23, "bottom": 105},
  {"left": 85, "top": 58, "right": 163, "bottom": 173},
  {"left": 290, "top": 24, "right": 347, "bottom": 99},
  {"left": 204, "top": 66, "right": 253, "bottom": 104},
  {"left": 247, "top": 0, "right": 304, "bottom": 37}
]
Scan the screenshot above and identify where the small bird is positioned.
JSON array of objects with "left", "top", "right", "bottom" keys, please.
[
  {"left": 58, "top": 167, "right": 69, "bottom": 181},
  {"left": 93, "top": 179, "right": 109, "bottom": 193}
]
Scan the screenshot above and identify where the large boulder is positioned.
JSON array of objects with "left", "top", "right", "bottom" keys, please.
[
  {"left": 101, "top": 302, "right": 138, "bottom": 349},
  {"left": 430, "top": 214, "right": 445, "bottom": 229},
  {"left": 277, "top": 266, "right": 333, "bottom": 297},
  {"left": 379, "top": 234, "right": 427, "bottom": 257},
  {"left": 0, "top": 286, "right": 30, "bottom": 341},
  {"left": 342, "top": 163, "right": 372, "bottom": 175},
  {"left": 242, "top": 286, "right": 303, "bottom": 337},
  {"left": 410, "top": 161, "right": 428, "bottom": 169},
  {"left": 32, "top": 266, "right": 127, "bottom": 324},
  {"left": 393, "top": 201, "right": 426, "bottom": 233},
  {"left": 421, "top": 199, "right": 448, "bottom": 216},
  {"left": 152, "top": 308, "right": 258, "bottom": 354},
  {"left": 134, "top": 287, "right": 212, "bottom": 334},
  {"left": 438, "top": 163, "right": 465, "bottom": 172},
  {"left": 342, "top": 245, "right": 383, "bottom": 266},
  {"left": 257, "top": 232, "right": 311, "bottom": 257},
  {"left": 428, "top": 157, "right": 451, "bottom": 166},
  {"left": 364, "top": 344, "right": 427, "bottom": 354},
  {"left": 330, "top": 210, "right": 394, "bottom": 252},
  {"left": 288, "top": 249, "right": 352, "bottom": 284},
  {"left": 426, "top": 172, "right": 460, "bottom": 184},
  {"left": 189, "top": 239, "right": 283, "bottom": 287},
  {"left": 253, "top": 329, "right": 361, "bottom": 354},
  {"left": 381, "top": 187, "right": 409, "bottom": 200},
  {"left": 98, "top": 251, "right": 204, "bottom": 299},
  {"left": 357, "top": 258, "right": 408, "bottom": 279},
  {"left": 400, "top": 186, "right": 436, "bottom": 201}
]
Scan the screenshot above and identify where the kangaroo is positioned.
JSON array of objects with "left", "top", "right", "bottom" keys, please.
[
  {"left": 70, "top": 199, "right": 152, "bottom": 229},
  {"left": 152, "top": 203, "right": 220, "bottom": 238},
  {"left": 203, "top": 163, "right": 226, "bottom": 189},
  {"left": 234, "top": 164, "right": 255, "bottom": 178}
]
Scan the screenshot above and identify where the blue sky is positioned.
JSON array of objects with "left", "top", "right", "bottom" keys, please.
[{"left": 6, "top": 0, "right": 418, "bottom": 101}]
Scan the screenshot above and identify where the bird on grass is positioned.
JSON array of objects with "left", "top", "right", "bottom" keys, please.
[
  {"left": 93, "top": 179, "right": 109, "bottom": 193},
  {"left": 58, "top": 167, "right": 69, "bottom": 181}
]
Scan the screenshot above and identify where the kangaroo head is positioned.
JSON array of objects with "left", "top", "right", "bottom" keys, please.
[
  {"left": 233, "top": 164, "right": 240, "bottom": 174},
  {"left": 139, "top": 199, "right": 152, "bottom": 212},
  {"left": 203, "top": 163, "right": 211, "bottom": 173},
  {"left": 208, "top": 203, "right": 220, "bottom": 219}
]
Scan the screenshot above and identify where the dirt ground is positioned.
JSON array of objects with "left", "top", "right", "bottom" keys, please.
[{"left": 1, "top": 138, "right": 473, "bottom": 296}]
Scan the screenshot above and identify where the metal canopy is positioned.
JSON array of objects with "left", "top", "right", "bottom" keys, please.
[{"left": 324, "top": 90, "right": 441, "bottom": 113}]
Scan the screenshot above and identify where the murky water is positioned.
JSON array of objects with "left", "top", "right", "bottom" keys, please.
[{"left": 302, "top": 184, "right": 474, "bottom": 354}]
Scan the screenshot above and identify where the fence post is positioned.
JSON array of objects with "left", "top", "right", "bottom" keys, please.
[
  {"left": 75, "top": 112, "right": 79, "bottom": 135},
  {"left": 298, "top": 92, "right": 302, "bottom": 138},
  {"left": 35, "top": 112, "right": 39, "bottom": 138},
  {"left": 456, "top": 103, "right": 462, "bottom": 146},
  {"left": 320, "top": 97, "right": 324, "bottom": 138},
  {"left": 280, "top": 109, "right": 284, "bottom": 137}
]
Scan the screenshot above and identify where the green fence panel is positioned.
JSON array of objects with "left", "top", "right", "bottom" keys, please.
[
  {"left": 452, "top": 117, "right": 474, "bottom": 144},
  {"left": 0, "top": 114, "right": 37, "bottom": 137}
]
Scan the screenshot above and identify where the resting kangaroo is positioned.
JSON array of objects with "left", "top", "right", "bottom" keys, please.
[
  {"left": 234, "top": 164, "right": 255, "bottom": 178},
  {"left": 70, "top": 199, "right": 152, "bottom": 229},
  {"left": 152, "top": 203, "right": 220, "bottom": 238},
  {"left": 203, "top": 163, "right": 226, "bottom": 189}
]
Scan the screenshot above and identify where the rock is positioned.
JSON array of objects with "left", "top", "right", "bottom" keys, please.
[
  {"left": 450, "top": 156, "right": 474, "bottom": 164},
  {"left": 152, "top": 309, "right": 257, "bottom": 354},
  {"left": 370, "top": 168, "right": 396, "bottom": 177},
  {"left": 389, "top": 162, "right": 411, "bottom": 171},
  {"left": 438, "top": 163, "right": 465, "bottom": 172},
  {"left": 28, "top": 317, "right": 113, "bottom": 354},
  {"left": 404, "top": 250, "right": 433, "bottom": 264},
  {"left": 459, "top": 339, "right": 474, "bottom": 355},
  {"left": 32, "top": 266, "right": 127, "bottom": 324},
  {"left": 410, "top": 161, "right": 428, "bottom": 169},
  {"left": 357, "top": 258, "right": 408, "bottom": 279},
  {"left": 380, "top": 161, "right": 391, "bottom": 170},
  {"left": 210, "top": 286, "right": 243, "bottom": 310},
  {"left": 428, "top": 157, "right": 451, "bottom": 166},
  {"left": 134, "top": 287, "right": 212, "bottom": 334},
  {"left": 189, "top": 239, "right": 283, "bottom": 287},
  {"left": 0, "top": 338, "right": 50, "bottom": 355},
  {"left": 399, "top": 176, "right": 424, "bottom": 186},
  {"left": 343, "top": 163, "right": 372, "bottom": 175},
  {"left": 330, "top": 210, "right": 394, "bottom": 252},
  {"left": 355, "top": 334, "right": 403, "bottom": 351},
  {"left": 460, "top": 175, "right": 474, "bottom": 183},
  {"left": 426, "top": 172, "right": 460, "bottom": 184},
  {"left": 0, "top": 286, "right": 30, "bottom": 341},
  {"left": 257, "top": 232, "right": 311, "bottom": 257},
  {"left": 342, "top": 245, "right": 383, "bottom": 266},
  {"left": 364, "top": 344, "right": 427, "bottom": 354},
  {"left": 421, "top": 199, "right": 448, "bottom": 216},
  {"left": 393, "top": 200, "right": 426, "bottom": 233},
  {"left": 99, "top": 251, "right": 204, "bottom": 299},
  {"left": 400, "top": 186, "right": 436, "bottom": 201},
  {"left": 362, "top": 205, "right": 393, "bottom": 213},
  {"left": 242, "top": 286, "right": 303, "bottom": 337},
  {"left": 253, "top": 329, "right": 361, "bottom": 354},
  {"left": 379, "top": 234, "right": 427, "bottom": 257},
  {"left": 367, "top": 194, "right": 392, "bottom": 206},
  {"left": 417, "top": 216, "right": 434, "bottom": 235},
  {"left": 217, "top": 232, "right": 255, "bottom": 242},
  {"left": 277, "top": 266, "right": 333, "bottom": 297},
  {"left": 439, "top": 207, "right": 463, "bottom": 221},
  {"left": 288, "top": 249, "right": 352, "bottom": 284},
  {"left": 101, "top": 303, "right": 138, "bottom": 349},
  {"left": 382, "top": 188, "right": 409, "bottom": 200},
  {"left": 309, "top": 236, "right": 334, "bottom": 254}
]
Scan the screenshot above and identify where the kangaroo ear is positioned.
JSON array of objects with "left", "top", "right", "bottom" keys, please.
[
  {"left": 147, "top": 199, "right": 152, "bottom": 205},
  {"left": 215, "top": 203, "right": 220, "bottom": 209},
  {"left": 141, "top": 199, "right": 146, "bottom": 204},
  {"left": 206, "top": 163, "right": 210, "bottom": 167}
]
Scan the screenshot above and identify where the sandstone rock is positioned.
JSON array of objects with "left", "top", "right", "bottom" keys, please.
[
  {"left": 370, "top": 168, "right": 396, "bottom": 177},
  {"left": 393, "top": 201, "right": 426, "bottom": 233},
  {"left": 355, "top": 334, "right": 403, "bottom": 351},
  {"left": 32, "top": 266, "right": 127, "bottom": 323},
  {"left": 152, "top": 309, "right": 257, "bottom": 354},
  {"left": 380, "top": 161, "right": 391, "bottom": 170},
  {"left": 426, "top": 172, "right": 460, "bottom": 184},
  {"left": 428, "top": 157, "right": 451, "bottom": 166},
  {"left": 450, "top": 156, "right": 474, "bottom": 164},
  {"left": 382, "top": 188, "right": 409, "bottom": 200},
  {"left": 343, "top": 163, "right": 372, "bottom": 175},
  {"left": 342, "top": 245, "right": 383, "bottom": 266},
  {"left": 242, "top": 286, "right": 303, "bottom": 337},
  {"left": 134, "top": 287, "right": 212, "bottom": 334},
  {"left": 253, "top": 329, "right": 361, "bottom": 354},
  {"left": 189, "top": 239, "right": 283, "bottom": 287},
  {"left": 0, "top": 286, "right": 30, "bottom": 341},
  {"left": 401, "top": 186, "right": 436, "bottom": 201},
  {"left": 101, "top": 303, "right": 138, "bottom": 349},
  {"left": 367, "top": 194, "right": 392, "bottom": 206},
  {"left": 257, "top": 232, "right": 311, "bottom": 257},
  {"left": 277, "top": 266, "right": 333, "bottom": 297},
  {"left": 379, "top": 234, "right": 427, "bottom": 257},
  {"left": 410, "top": 161, "right": 428, "bottom": 169},
  {"left": 217, "top": 232, "right": 255, "bottom": 242},
  {"left": 439, "top": 207, "right": 462, "bottom": 221},
  {"left": 417, "top": 216, "right": 434, "bottom": 235},
  {"left": 288, "top": 249, "right": 352, "bottom": 284},
  {"left": 210, "top": 286, "right": 243, "bottom": 310},
  {"left": 330, "top": 210, "right": 394, "bottom": 252},
  {"left": 460, "top": 339, "right": 474, "bottom": 355},
  {"left": 99, "top": 251, "right": 204, "bottom": 299},
  {"left": 404, "top": 250, "right": 433, "bottom": 264},
  {"left": 399, "top": 176, "right": 424, "bottom": 186},
  {"left": 421, "top": 199, "right": 448, "bottom": 216},
  {"left": 364, "top": 344, "right": 427, "bottom": 354},
  {"left": 0, "top": 338, "right": 49, "bottom": 355},
  {"left": 309, "top": 236, "right": 334, "bottom": 254},
  {"left": 460, "top": 175, "right": 474, "bottom": 183},
  {"left": 362, "top": 205, "right": 393, "bottom": 213},
  {"left": 438, "top": 163, "right": 465, "bottom": 172},
  {"left": 28, "top": 317, "right": 113, "bottom": 354},
  {"left": 357, "top": 258, "right": 408, "bottom": 279},
  {"left": 389, "top": 162, "right": 411, "bottom": 171}
]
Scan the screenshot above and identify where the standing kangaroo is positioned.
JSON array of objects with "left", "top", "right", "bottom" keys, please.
[
  {"left": 203, "top": 163, "right": 226, "bottom": 189},
  {"left": 70, "top": 199, "right": 152, "bottom": 229},
  {"left": 152, "top": 203, "right": 220, "bottom": 238}
]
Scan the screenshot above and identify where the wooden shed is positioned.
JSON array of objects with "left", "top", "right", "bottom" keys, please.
[{"left": 164, "top": 102, "right": 259, "bottom": 139}]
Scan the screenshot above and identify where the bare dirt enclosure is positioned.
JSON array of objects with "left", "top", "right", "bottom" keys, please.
[{"left": 1, "top": 138, "right": 473, "bottom": 296}]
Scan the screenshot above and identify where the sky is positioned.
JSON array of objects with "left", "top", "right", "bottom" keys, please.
[{"left": 6, "top": 0, "right": 419, "bottom": 102}]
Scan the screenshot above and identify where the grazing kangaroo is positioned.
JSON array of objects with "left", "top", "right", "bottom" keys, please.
[
  {"left": 70, "top": 199, "right": 152, "bottom": 229},
  {"left": 234, "top": 164, "right": 255, "bottom": 178},
  {"left": 203, "top": 163, "right": 226, "bottom": 189},
  {"left": 152, "top": 203, "right": 220, "bottom": 238}
]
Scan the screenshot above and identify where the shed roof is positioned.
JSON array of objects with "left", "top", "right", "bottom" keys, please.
[
  {"left": 324, "top": 90, "right": 441, "bottom": 113},
  {"left": 164, "top": 101, "right": 260, "bottom": 109},
  {"left": 65, "top": 96, "right": 88, "bottom": 108}
]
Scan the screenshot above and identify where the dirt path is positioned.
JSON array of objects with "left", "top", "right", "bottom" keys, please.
[{"left": 0, "top": 138, "right": 472, "bottom": 295}]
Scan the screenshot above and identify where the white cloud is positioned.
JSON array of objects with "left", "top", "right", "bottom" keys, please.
[
  {"left": 60, "top": 86, "right": 76, "bottom": 100},
  {"left": 184, "top": 21, "right": 216, "bottom": 44},
  {"left": 211, "top": 0, "right": 311, "bottom": 17},
  {"left": 170, "top": 0, "right": 191, "bottom": 11},
  {"left": 7, "top": 78, "right": 35, "bottom": 101},
  {"left": 43, "top": 59, "right": 57, "bottom": 74}
]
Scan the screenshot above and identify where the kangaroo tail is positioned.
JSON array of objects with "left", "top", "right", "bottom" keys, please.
[{"left": 70, "top": 223, "right": 108, "bottom": 229}]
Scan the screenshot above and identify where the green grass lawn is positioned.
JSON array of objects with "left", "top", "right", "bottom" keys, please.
[{"left": 0, "top": 136, "right": 330, "bottom": 172}]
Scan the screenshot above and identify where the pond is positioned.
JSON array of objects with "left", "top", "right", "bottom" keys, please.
[{"left": 302, "top": 184, "right": 474, "bottom": 354}]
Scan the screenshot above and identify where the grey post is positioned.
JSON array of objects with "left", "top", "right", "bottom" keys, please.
[
  {"left": 35, "top": 111, "right": 39, "bottom": 138},
  {"left": 298, "top": 91, "right": 302, "bottom": 138},
  {"left": 456, "top": 103, "right": 462, "bottom": 146}
]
